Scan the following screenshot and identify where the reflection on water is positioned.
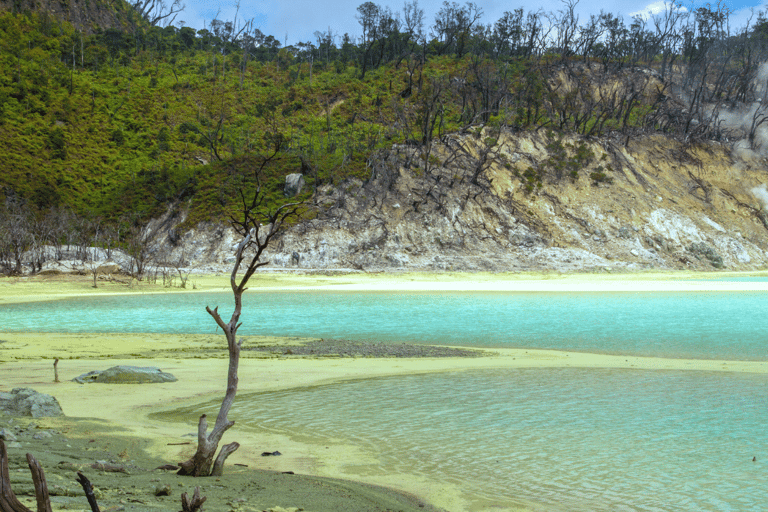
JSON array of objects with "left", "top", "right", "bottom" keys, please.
[
  {"left": 177, "top": 368, "right": 768, "bottom": 512},
  {"left": 2, "top": 290, "right": 768, "bottom": 359}
]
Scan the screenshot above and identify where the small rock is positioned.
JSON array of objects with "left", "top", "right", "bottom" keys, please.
[
  {"left": 154, "top": 484, "right": 171, "bottom": 496},
  {"left": 618, "top": 226, "right": 634, "bottom": 239},
  {"left": 0, "top": 428, "right": 17, "bottom": 441}
]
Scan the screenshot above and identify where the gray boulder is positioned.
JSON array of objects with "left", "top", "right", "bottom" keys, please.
[
  {"left": 73, "top": 366, "right": 177, "bottom": 384},
  {"left": 284, "top": 173, "right": 305, "bottom": 197},
  {"left": 0, "top": 388, "right": 64, "bottom": 417},
  {"left": 0, "top": 428, "right": 17, "bottom": 441}
]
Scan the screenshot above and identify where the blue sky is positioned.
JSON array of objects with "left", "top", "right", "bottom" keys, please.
[{"left": 175, "top": 0, "right": 768, "bottom": 46}]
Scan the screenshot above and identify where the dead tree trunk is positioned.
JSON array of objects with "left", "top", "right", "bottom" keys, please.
[
  {"left": 75, "top": 472, "right": 100, "bottom": 512},
  {"left": 3, "top": 441, "right": 206, "bottom": 512},
  {"left": 0, "top": 440, "right": 52, "bottom": 512},
  {"left": 176, "top": 146, "right": 302, "bottom": 477},
  {"left": 176, "top": 233, "right": 248, "bottom": 477}
]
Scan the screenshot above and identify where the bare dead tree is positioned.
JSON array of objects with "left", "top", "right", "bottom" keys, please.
[
  {"left": 121, "top": 214, "right": 160, "bottom": 281},
  {"left": 173, "top": 252, "right": 191, "bottom": 289},
  {"left": 0, "top": 197, "right": 32, "bottom": 276},
  {"left": 177, "top": 142, "right": 303, "bottom": 478},
  {"left": 131, "top": 0, "right": 185, "bottom": 27},
  {"left": 748, "top": 102, "right": 768, "bottom": 149}
]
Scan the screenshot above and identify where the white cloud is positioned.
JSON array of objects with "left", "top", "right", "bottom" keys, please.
[{"left": 629, "top": 1, "right": 688, "bottom": 20}]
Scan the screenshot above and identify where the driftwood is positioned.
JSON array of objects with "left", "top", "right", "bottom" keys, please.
[
  {"left": 89, "top": 462, "right": 128, "bottom": 473},
  {"left": 1, "top": 440, "right": 206, "bottom": 512}
]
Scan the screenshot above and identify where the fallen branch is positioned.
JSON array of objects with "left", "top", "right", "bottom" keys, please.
[{"left": 89, "top": 462, "right": 127, "bottom": 473}]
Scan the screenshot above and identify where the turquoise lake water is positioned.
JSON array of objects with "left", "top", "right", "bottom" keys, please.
[
  {"left": 3, "top": 289, "right": 767, "bottom": 510},
  {"left": 2, "top": 290, "right": 768, "bottom": 359},
  {"left": 223, "top": 368, "right": 768, "bottom": 511}
]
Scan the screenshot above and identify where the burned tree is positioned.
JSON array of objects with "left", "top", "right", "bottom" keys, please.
[{"left": 177, "top": 143, "right": 303, "bottom": 477}]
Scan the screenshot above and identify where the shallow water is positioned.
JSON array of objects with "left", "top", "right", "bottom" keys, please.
[
  {"left": 180, "top": 368, "right": 768, "bottom": 511},
  {"left": 3, "top": 290, "right": 768, "bottom": 359},
  {"left": 6, "top": 289, "right": 768, "bottom": 510}
]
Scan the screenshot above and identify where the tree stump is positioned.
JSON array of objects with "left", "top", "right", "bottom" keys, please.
[{"left": 180, "top": 487, "right": 206, "bottom": 512}]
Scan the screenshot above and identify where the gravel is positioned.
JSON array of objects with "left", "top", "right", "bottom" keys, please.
[{"left": 246, "top": 339, "right": 485, "bottom": 358}]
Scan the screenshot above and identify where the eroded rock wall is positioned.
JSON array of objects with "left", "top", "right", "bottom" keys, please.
[{"left": 163, "top": 130, "right": 768, "bottom": 273}]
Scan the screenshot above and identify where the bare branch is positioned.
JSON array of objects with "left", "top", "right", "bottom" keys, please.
[
  {"left": 131, "top": 0, "right": 186, "bottom": 27},
  {"left": 205, "top": 306, "right": 228, "bottom": 331}
]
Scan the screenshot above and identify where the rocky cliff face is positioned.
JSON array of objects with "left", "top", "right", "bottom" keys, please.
[
  {"left": 158, "top": 130, "right": 768, "bottom": 273},
  {"left": 0, "top": 0, "right": 136, "bottom": 33}
]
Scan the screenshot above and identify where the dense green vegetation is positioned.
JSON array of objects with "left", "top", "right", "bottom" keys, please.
[{"left": 1, "top": 0, "right": 768, "bottom": 273}]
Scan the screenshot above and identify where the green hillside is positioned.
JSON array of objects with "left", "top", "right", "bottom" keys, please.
[{"left": 1, "top": 0, "right": 767, "bottom": 272}]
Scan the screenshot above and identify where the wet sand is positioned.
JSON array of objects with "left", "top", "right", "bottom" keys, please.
[{"left": 2, "top": 272, "right": 768, "bottom": 511}]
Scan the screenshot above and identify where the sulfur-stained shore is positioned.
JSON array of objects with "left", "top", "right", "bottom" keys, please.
[{"left": 1, "top": 271, "right": 768, "bottom": 512}]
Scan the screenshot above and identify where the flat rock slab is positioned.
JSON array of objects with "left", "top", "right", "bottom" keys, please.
[
  {"left": 0, "top": 388, "right": 64, "bottom": 417},
  {"left": 73, "top": 365, "right": 177, "bottom": 384}
]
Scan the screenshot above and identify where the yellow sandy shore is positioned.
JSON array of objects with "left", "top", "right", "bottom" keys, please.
[
  {"left": 1, "top": 269, "right": 768, "bottom": 305},
  {"left": 1, "top": 271, "right": 767, "bottom": 511},
  {"left": 2, "top": 333, "right": 767, "bottom": 511}
]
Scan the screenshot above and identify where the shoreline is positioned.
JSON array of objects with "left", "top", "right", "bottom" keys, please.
[
  {"left": 2, "top": 271, "right": 768, "bottom": 510},
  {"left": 2, "top": 331, "right": 767, "bottom": 511},
  {"left": 1, "top": 269, "right": 767, "bottom": 305}
]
